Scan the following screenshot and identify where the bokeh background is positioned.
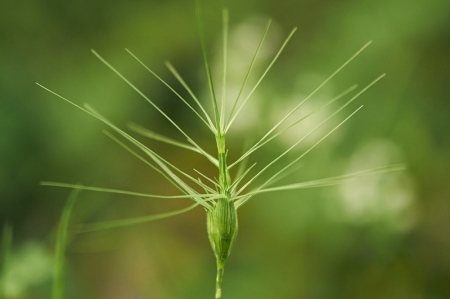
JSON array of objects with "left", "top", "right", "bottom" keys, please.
[{"left": 1, "top": 0, "right": 449, "bottom": 298}]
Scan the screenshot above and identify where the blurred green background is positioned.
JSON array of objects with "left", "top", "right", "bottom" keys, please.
[{"left": 1, "top": 0, "right": 449, "bottom": 298}]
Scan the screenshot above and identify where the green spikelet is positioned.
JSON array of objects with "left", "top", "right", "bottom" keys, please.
[
  {"left": 37, "top": 2, "right": 404, "bottom": 298},
  {"left": 207, "top": 197, "right": 238, "bottom": 298}
]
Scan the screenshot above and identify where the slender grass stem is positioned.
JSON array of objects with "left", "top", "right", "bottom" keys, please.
[
  {"left": 234, "top": 73, "right": 384, "bottom": 199},
  {"left": 86, "top": 107, "right": 217, "bottom": 198},
  {"left": 36, "top": 83, "right": 212, "bottom": 209},
  {"left": 128, "top": 122, "right": 199, "bottom": 152},
  {"left": 230, "top": 162, "right": 257, "bottom": 192},
  {"left": 196, "top": 0, "right": 221, "bottom": 132},
  {"left": 215, "top": 262, "right": 225, "bottom": 299},
  {"left": 230, "top": 41, "right": 372, "bottom": 156},
  {"left": 102, "top": 130, "right": 190, "bottom": 196},
  {"left": 220, "top": 9, "right": 229, "bottom": 132},
  {"left": 235, "top": 164, "right": 406, "bottom": 200},
  {"left": 229, "top": 84, "right": 358, "bottom": 169},
  {"left": 226, "top": 19, "right": 272, "bottom": 130},
  {"left": 79, "top": 203, "right": 199, "bottom": 233},
  {"left": 194, "top": 169, "right": 222, "bottom": 189},
  {"left": 90, "top": 50, "right": 211, "bottom": 160},
  {"left": 128, "top": 122, "right": 219, "bottom": 165},
  {"left": 236, "top": 106, "right": 364, "bottom": 207},
  {"left": 126, "top": 49, "right": 215, "bottom": 133},
  {"left": 165, "top": 61, "right": 216, "bottom": 132},
  {"left": 40, "top": 182, "right": 219, "bottom": 200}
]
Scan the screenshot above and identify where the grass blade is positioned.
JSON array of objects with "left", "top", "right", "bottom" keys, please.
[
  {"left": 230, "top": 41, "right": 372, "bottom": 140},
  {"left": 226, "top": 27, "right": 297, "bottom": 131},
  {"left": 84, "top": 106, "right": 216, "bottom": 206},
  {"left": 230, "top": 162, "right": 257, "bottom": 195},
  {"left": 236, "top": 106, "right": 364, "bottom": 207},
  {"left": 125, "top": 49, "right": 215, "bottom": 133},
  {"left": 36, "top": 84, "right": 213, "bottom": 209},
  {"left": 79, "top": 203, "right": 199, "bottom": 233},
  {"left": 230, "top": 84, "right": 358, "bottom": 168},
  {"left": 102, "top": 131, "right": 219, "bottom": 204},
  {"left": 103, "top": 130, "right": 191, "bottom": 196},
  {"left": 220, "top": 8, "right": 229, "bottom": 132},
  {"left": 90, "top": 50, "right": 212, "bottom": 159},
  {"left": 196, "top": 0, "right": 221, "bottom": 131},
  {"left": 226, "top": 19, "right": 272, "bottom": 129},
  {"left": 40, "top": 182, "right": 219, "bottom": 200},
  {"left": 52, "top": 189, "right": 80, "bottom": 299},
  {"left": 165, "top": 61, "right": 216, "bottom": 132},
  {"left": 128, "top": 122, "right": 199, "bottom": 151},
  {"left": 263, "top": 162, "right": 304, "bottom": 188},
  {"left": 36, "top": 84, "right": 190, "bottom": 198},
  {"left": 128, "top": 122, "right": 218, "bottom": 165},
  {"left": 194, "top": 169, "right": 221, "bottom": 189},
  {"left": 238, "top": 164, "right": 406, "bottom": 198}
]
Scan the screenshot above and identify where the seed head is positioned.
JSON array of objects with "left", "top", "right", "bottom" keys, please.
[{"left": 207, "top": 197, "right": 238, "bottom": 267}]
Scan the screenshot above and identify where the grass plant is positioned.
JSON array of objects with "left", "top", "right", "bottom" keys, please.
[{"left": 38, "top": 1, "right": 404, "bottom": 297}]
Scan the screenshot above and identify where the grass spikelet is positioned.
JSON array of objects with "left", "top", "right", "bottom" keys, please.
[{"left": 38, "top": 1, "right": 404, "bottom": 297}]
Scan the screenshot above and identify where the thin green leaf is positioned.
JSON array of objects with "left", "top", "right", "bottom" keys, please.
[
  {"left": 36, "top": 83, "right": 96, "bottom": 116},
  {"left": 128, "top": 122, "right": 198, "bottom": 151},
  {"left": 230, "top": 162, "right": 257, "bottom": 195},
  {"left": 194, "top": 169, "right": 221, "bottom": 189},
  {"left": 263, "top": 162, "right": 304, "bottom": 188},
  {"left": 40, "top": 182, "right": 219, "bottom": 201},
  {"left": 128, "top": 122, "right": 218, "bottom": 166},
  {"left": 220, "top": 8, "right": 229, "bottom": 132},
  {"left": 37, "top": 83, "right": 190, "bottom": 187},
  {"left": 105, "top": 129, "right": 218, "bottom": 203},
  {"left": 125, "top": 49, "right": 215, "bottom": 133},
  {"left": 230, "top": 40, "right": 372, "bottom": 139},
  {"left": 103, "top": 130, "right": 190, "bottom": 196},
  {"left": 230, "top": 84, "right": 358, "bottom": 168},
  {"left": 90, "top": 50, "right": 212, "bottom": 161},
  {"left": 240, "top": 164, "right": 405, "bottom": 198},
  {"left": 36, "top": 84, "right": 212, "bottom": 209},
  {"left": 36, "top": 84, "right": 188, "bottom": 197},
  {"left": 79, "top": 203, "right": 199, "bottom": 233},
  {"left": 165, "top": 61, "right": 216, "bottom": 132},
  {"left": 196, "top": 0, "right": 221, "bottom": 131},
  {"left": 52, "top": 189, "right": 80, "bottom": 299},
  {"left": 226, "top": 19, "right": 272, "bottom": 129},
  {"left": 236, "top": 106, "right": 364, "bottom": 207},
  {"left": 233, "top": 145, "right": 250, "bottom": 180},
  {"left": 248, "top": 73, "right": 386, "bottom": 191},
  {"left": 198, "top": 178, "right": 214, "bottom": 195},
  {"left": 85, "top": 106, "right": 216, "bottom": 205},
  {"left": 226, "top": 27, "right": 297, "bottom": 132}
]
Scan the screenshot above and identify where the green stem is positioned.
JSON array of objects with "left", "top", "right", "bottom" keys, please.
[
  {"left": 214, "top": 134, "right": 230, "bottom": 299},
  {"left": 216, "top": 134, "right": 230, "bottom": 194},
  {"left": 215, "top": 260, "right": 225, "bottom": 298}
]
